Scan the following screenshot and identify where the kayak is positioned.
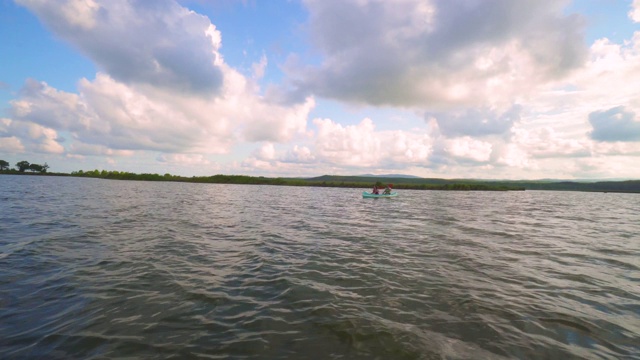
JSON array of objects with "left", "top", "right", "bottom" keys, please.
[{"left": 362, "top": 191, "right": 398, "bottom": 198}]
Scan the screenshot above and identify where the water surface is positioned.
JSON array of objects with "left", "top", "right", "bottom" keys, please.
[{"left": 1, "top": 175, "right": 638, "bottom": 359}]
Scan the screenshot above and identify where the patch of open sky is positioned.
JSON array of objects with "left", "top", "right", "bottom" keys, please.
[
  {"left": 308, "top": 99, "right": 425, "bottom": 131},
  {"left": 566, "top": 0, "right": 638, "bottom": 44},
  {"left": 182, "top": 1, "right": 312, "bottom": 86},
  {"left": 0, "top": 2, "right": 95, "bottom": 96},
  {"left": 0, "top": 84, "right": 11, "bottom": 117}
]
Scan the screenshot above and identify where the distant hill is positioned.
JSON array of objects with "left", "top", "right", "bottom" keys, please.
[
  {"left": 306, "top": 175, "right": 467, "bottom": 185},
  {"left": 302, "top": 175, "right": 640, "bottom": 193},
  {"left": 356, "top": 174, "right": 422, "bottom": 179}
]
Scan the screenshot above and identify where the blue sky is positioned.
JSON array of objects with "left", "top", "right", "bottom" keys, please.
[{"left": 1, "top": 0, "right": 640, "bottom": 179}]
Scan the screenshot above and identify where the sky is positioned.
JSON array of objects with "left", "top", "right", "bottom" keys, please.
[{"left": 1, "top": 0, "right": 640, "bottom": 179}]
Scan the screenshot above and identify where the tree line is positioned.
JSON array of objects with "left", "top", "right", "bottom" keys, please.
[
  {"left": 65, "top": 169, "right": 522, "bottom": 190},
  {"left": 9, "top": 163, "right": 637, "bottom": 192},
  {"left": 0, "top": 162, "right": 524, "bottom": 191},
  {"left": 0, "top": 160, "right": 50, "bottom": 173}
]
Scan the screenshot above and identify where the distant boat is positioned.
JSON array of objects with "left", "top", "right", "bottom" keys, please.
[{"left": 362, "top": 191, "right": 398, "bottom": 198}]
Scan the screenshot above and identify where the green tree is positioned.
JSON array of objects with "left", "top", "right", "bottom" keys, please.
[
  {"left": 28, "top": 163, "right": 43, "bottom": 173},
  {"left": 27, "top": 163, "right": 48, "bottom": 173},
  {"left": 0, "top": 160, "right": 9, "bottom": 170},
  {"left": 16, "top": 161, "right": 30, "bottom": 172}
]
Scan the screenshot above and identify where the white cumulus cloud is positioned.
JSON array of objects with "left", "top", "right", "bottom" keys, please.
[
  {"left": 630, "top": 0, "right": 640, "bottom": 22},
  {"left": 16, "top": 0, "right": 224, "bottom": 94},
  {"left": 313, "top": 118, "right": 381, "bottom": 167},
  {"left": 254, "top": 143, "right": 276, "bottom": 161},
  {"left": 283, "top": 145, "right": 316, "bottom": 164},
  {"left": 7, "top": 0, "right": 315, "bottom": 161},
  {"left": 443, "top": 137, "right": 493, "bottom": 163},
  {"left": 312, "top": 117, "right": 433, "bottom": 168},
  {"left": 286, "top": 0, "right": 587, "bottom": 109},
  {"left": 0, "top": 117, "right": 64, "bottom": 154}
]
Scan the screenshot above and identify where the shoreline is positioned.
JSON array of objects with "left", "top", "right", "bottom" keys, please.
[
  {"left": 3, "top": 170, "right": 640, "bottom": 193},
  {"left": 0, "top": 171, "right": 522, "bottom": 191}
]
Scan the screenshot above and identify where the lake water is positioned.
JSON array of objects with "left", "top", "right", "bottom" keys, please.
[{"left": 1, "top": 175, "right": 638, "bottom": 359}]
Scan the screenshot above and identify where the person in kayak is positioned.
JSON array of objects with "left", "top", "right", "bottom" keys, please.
[
  {"left": 383, "top": 184, "right": 392, "bottom": 195},
  {"left": 372, "top": 185, "right": 380, "bottom": 194}
]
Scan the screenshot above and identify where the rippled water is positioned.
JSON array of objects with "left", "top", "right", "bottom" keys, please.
[{"left": 1, "top": 175, "right": 638, "bottom": 359}]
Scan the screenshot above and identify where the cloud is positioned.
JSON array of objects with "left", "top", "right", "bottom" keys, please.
[
  {"left": 565, "top": 35, "right": 640, "bottom": 110},
  {"left": 157, "top": 153, "right": 211, "bottom": 166},
  {"left": 241, "top": 97, "right": 315, "bottom": 143},
  {"left": 68, "top": 142, "right": 134, "bottom": 157},
  {"left": 286, "top": 0, "right": 587, "bottom": 108},
  {"left": 630, "top": 0, "right": 640, "bottom": 22},
  {"left": 0, "top": 119, "right": 25, "bottom": 152},
  {"left": 283, "top": 145, "right": 315, "bottom": 164},
  {"left": 427, "top": 105, "right": 521, "bottom": 137},
  {"left": 569, "top": 156, "right": 640, "bottom": 179},
  {"left": 0, "top": 119, "right": 27, "bottom": 154},
  {"left": 312, "top": 118, "right": 381, "bottom": 166},
  {"left": 10, "top": 79, "right": 94, "bottom": 132},
  {"left": 442, "top": 137, "right": 492, "bottom": 163},
  {"left": 254, "top": 143, "right": 276, "bottom": 161},
  {"left": 384, "top": 130, "right": 433, "bottom": 165},
  {"left": 8, "top": 68, "right": 313, "bottom": 156},
  {"left": 16, "top": 0, "right": 224, "bottom": 94},
  {"left": 245, "top": 17, "right": 640, "bottom": 179},
  {"left": 0, "top": 118, "right": 64, "bottom": 154},
  {"left": 492, "top": 143, "right": 532, "bottom": 169},
  {"left": 8, "top": 0, "right": 640, "bottom": 180},
  {"left": 7, "top": 0, "right": 317, "bottom": 161},
  {"left": 10, "top": 75, "right": 223, "bottom": 153},
  {"left": 0, "top": 136, "right": 25, "bottom": 153},
  {"left": 312, "top": 117, "right": 433, "bottom": 167},
  {"left": 238, "top": 118, "right": 435, "bottom": 174},
  {"left": 589, "top": 106, "right": 640, "bottom": 142},
  {"left": 512, "top": 126, "right": 591, "bottom": 158}
]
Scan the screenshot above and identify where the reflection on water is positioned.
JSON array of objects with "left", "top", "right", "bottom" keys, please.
[{"left": 1, "top": 175, "right": 639, "bottom": 359}]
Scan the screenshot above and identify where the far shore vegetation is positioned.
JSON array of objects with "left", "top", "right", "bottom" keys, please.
[{"left": 2, "top": 159, "right": 640, "bottom": 193}]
